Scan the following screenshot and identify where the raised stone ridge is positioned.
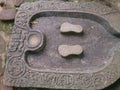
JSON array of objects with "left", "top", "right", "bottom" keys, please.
[{"left": 60, "top": 22, "right": 83, "bottom": 33}]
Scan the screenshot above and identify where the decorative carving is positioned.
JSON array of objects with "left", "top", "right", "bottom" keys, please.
[
  {"left": 9, "top": 28, "right": 22, "bottom": 52},
  {"left": 20, "top": 2, "right": 34, "bottom": 11},
  {"left": 7, "top": 26, "right": 27, "bottom": 59},
  {"left": 15, "top": 11, "right": 28, "bottom": 29},
  {"left": 93, "top": 74, "right": 105, "bottom": 87},
  {"left": 7, "top": 57, "right": 26, "bottom": 78}
]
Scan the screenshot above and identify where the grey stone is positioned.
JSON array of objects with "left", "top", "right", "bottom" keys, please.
[
  {"left": 3, "top": 1, "right": 120, "bottom": 90},
  {"left": 58, "top": 45, "right": 83, "bottom": 57},
  {"left": 60, "top": 22, "right": 83, "bottom": 33},
  {"left": 0, "top": 35, "right": 5, "bottom": 54}
]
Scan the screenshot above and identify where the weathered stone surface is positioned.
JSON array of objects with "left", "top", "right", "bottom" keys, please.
[
  {"left": 0, "top": 0, "right": 24, "bottom": 21},
  {"left": 3, "top": 1, "right": 120, "bottom": 90},
  {"left": 0, "top": 9, "right": 16, "bottom": 20},
  {"left": 60, "top": 22, "right": 83, "bottom": 33},
  {"left": 58, "top": 45, "right": 83, "bottom": 57}
]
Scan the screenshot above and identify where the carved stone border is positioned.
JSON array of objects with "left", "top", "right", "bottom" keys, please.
[{"left": 3, "top": 1, "right": 120, "bottom": 90}]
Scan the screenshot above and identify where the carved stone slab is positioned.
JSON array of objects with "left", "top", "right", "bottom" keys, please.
[{"left": 3, "top": 1, "right": 120, "bottom": 90}]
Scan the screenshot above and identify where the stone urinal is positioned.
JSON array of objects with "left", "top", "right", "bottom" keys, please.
[{"left": 3, "top": 1, "right": 120, "bottom": 90}]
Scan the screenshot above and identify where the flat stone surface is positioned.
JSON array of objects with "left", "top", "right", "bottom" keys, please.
[
  {"left": 3, "top": 1, "right": 120, "bottom": 90},
  {"left": 0, "top": 9, "right": 16, "bottom": 20},
  {"left": 28, "top": 34, "right": 40, "bottom": 47},
  {"left": 58, "top": 45, "right": 83, "bottom": 57},
  {"left": 60, "top": 22, "right": 83, "bottom": 33}
]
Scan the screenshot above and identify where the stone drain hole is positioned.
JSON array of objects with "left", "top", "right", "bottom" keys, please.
[{"left": 28, "top": 34, "right": 40, "bottom": 48}]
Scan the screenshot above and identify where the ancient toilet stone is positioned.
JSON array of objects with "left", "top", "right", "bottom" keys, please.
[
  {"left": 58, "top": 45, "right": 83, "bottom": 57},
  {"left": 3, "top": 1, "right": 120, "bottom": 90},
  {"left": 60, "top": 22, "right": 83, "bottom": 33}
]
